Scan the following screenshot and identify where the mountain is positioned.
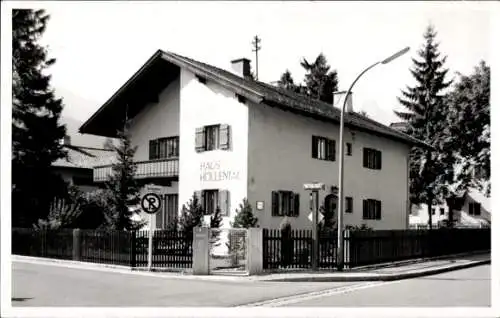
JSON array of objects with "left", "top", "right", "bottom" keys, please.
[{"left": 56, "top": 86, "right": 111, "bottom": 148}]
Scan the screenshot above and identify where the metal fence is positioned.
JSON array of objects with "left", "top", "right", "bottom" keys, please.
[
  {"left": 12, "top": 228, "right": 193, "bottom": 269},
  {"left": 80, "top": 230, "right": 133, "bottom": 266},
  {"left": 135, "top": 230, "right": 192, "bottom": 269},
  {"left": 208, "top": 228, "right": 248, "bottom": 274},
  {"left": 262, "top": 228, "right": 491, "bottom": 270}
]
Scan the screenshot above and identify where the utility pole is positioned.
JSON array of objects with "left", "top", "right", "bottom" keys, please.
[{"left": 251, "top": 35, "right": 261, "bottom": 80}]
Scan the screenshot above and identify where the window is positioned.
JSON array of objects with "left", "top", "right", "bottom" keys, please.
[
  {"left": 363, "top": 148, "right": 382, "bottom": 170},
  {"left": 440, "top": 208, "right": 445, "bottom": 215},
  {"left": 149, "top": 136, "right": 179, "bottom": 160},
  {"left": 468, "top": 202, "right": 481, "bottom": 216},
  {"left": 156, "top": 194, "right": 178, "bottom": 229},
  {"left": 362, "top": 199, "right": 381, "bottom": 220},
  {"left": 346, "top": 143, "right": 352, "bottom": 156},
  {"left": 272, "top": 191, "right": 300, "bottom": 217},
  {"left": 345, "top": 197, "right": 353, "bottom": 213},
  {"left": 312, "top": 136, "right": 335, "bottom": 161},
  {"left": 195, "top": 124, "right": 231, "bottom": 152},
  {"left": 73, "top": 175, "right": 94, "bottom": 186},
  {"left": 197, "top": 189, "right": 231, "bottom": 216}
]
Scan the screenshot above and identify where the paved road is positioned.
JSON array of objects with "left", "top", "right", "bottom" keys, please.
[
  {"left": 12, "top": 261, "right": 490, "bottom": 307},
  {"left": 276, "top": 265, "right": 491, "bottom": 307},
  {"left": 11, "top": 261, "right": 356, "bottom": 307}
]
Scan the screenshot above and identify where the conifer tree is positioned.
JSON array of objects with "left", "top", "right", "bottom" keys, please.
[
  {"left": 278, "top": 53, "right": 339, "bottom": 103},
  {"left": 395, "top": 25, "right": 452, "bottom": 229},
  {"left": 178, "top": 193, "right": 205, "bottom": 235},
  {"left": 12, "top": 9, "right": 67, "bottom": 226},
  {"left": 231, "top": 199, "right": 258, "bottom": 228},
  {"left": 103, "top": 123, "right": 142, "bottom": 230}
]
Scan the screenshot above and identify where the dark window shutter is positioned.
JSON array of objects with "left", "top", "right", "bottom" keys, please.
[
  {"left": 363, "top": 148, "right": 367, "bottom": 167},
  {"left": 328, "top": 139, "right": 336, "bottom": 161},
  {"left": 377, "top": 150, "right": 382, "bottom": 169},
  {"left": 468, "top": 203, "right": 473, "bottom": 215},
  {"left": 294, "top": 193, "right": 300, "bottom": 217},
  {"left": 195, "top": 127, "right": 206, "bottom": 152},
  {"left": 377, "top": 201, "right": 381, "bottom": 219},
  {"left": 312, "top": 136, "right": 318, "bottom": 158},
  {"left": 272, "top": 191, "right": 279, "bottom": 216},
  {"left": 149, "top": 139, "right": 158, "bottom": 160},
  {"left": 362, "top": 200, "right": 367, "bottom": 219},
  {"left": 219, "top": 124, "right": 231, "bottom": 150}
]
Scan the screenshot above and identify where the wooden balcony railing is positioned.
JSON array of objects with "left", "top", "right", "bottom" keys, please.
[{"left": 94, "top": 158, "right": 179, "bottom": 182}]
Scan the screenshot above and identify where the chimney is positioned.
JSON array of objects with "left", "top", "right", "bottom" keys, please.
[
  {"left": 332, "top": 91, "right": 353, "bottom": 113},
  {"left": 231, "top": 58, "right": 251, "bottom": 79},
  {"left": 60, "top": 135, "right": 71, "bottom": 146}
]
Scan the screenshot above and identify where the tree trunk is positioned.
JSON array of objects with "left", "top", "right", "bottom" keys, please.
[{"left": 427, "top": 198, "right": 433, "bottom": 230}]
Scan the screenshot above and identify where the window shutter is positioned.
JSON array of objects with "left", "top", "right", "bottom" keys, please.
[
  {"left": 218, "top": 190, "right": 230, "bottom": 217},
  {"left": 195, "top": 127, "right": 205, "bottom": 152},
  {"left": 155, "top": 196, "right": 164, "bottom": 229},
  {"left": 328, "top": 139, "right": 336, "bottom": 161},
  {"left": 377, "top": 150, "right": 382, "bottom": 169},
  {"left": 362, "top": 149, "right": 367, "bottom": 167},
  {"left": 312, "top": 136, "right": 318, "bottom": 158},
  {"left": 219, "top": 124, "right": 231, "bottom": 150},
  {"left": 294, "top": 193, "right": 300, "bottom": 217},
  {"left": 468, "top": 203, "right": 473, "bottom": 215},
  {"left": 377, "top": 201, "right": 382, "bottom": 219},
  {"left": 194, "top": 191, "right": 203, "bottom": 210},
  {"left": 362, "top": 200, "right": 367, "bottom": 219},
  {"left": 149, "top": 140, "right": 157, "bottom": 160},
  {"left": 272, "top": 191, "right": 279, "bottom": 216}
]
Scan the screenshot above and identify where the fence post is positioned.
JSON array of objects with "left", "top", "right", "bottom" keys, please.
[
  {"left": 246, "top": 228, "right": 263, "bottom": 275},
  {"left": 73, "top": 229, "right": 81, "bottom": 261},
  {"left": 130, "top": 231, "right": 137, "bottom": 268},
  {"left": 192, "top": 227, "right": 209, "bottom": 275}
]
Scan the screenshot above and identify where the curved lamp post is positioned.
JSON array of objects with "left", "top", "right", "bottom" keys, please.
[{"left": 336, "top": 47, "right": 410, "bottom": 271}]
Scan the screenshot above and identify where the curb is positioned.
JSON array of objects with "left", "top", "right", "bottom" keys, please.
[{"left": 260, "top": 259, "right": 491, "bottom": 282}]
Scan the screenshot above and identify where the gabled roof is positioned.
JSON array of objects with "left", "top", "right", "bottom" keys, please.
[
  {"left": 52, "top": 145, "right": 116, "bottom": 169},
  {"left": 80, "top": 49, "right": 431, "bottom": 149}
]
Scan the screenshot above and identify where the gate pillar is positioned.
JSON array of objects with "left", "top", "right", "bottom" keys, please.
[
  {"left": 247, "top": 228, "right": 263, "bottom": 275},
  {"left": 193, "top": 227, "right": 210, "bottom": 275}
]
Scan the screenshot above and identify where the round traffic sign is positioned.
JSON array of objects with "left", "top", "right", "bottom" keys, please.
[{"left": 141, "top": 193, "right": 162, "bottom": 214}]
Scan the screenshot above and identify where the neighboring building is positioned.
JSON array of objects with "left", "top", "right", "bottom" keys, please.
[
  {"left": 52, "top": 136, "right": 116, "bottom": 193},
  {"left": 389, "top": 122, "right": 408, "bottom": 132},
  {"left": 409, "top": 187, "right": 490, "bottom": 228},
  {"left": 79, "top": 49, "right": 430, "bottom": 230}
]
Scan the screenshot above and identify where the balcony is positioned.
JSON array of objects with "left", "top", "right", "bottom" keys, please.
[{"left": 94, "top": 158, "right": 179, "bottom": 183}]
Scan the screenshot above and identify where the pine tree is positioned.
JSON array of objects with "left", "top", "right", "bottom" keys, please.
[
  {"left": 300, "top": 53, "right": 339, "bottom": 104},
  {"left": 12, "top": 9, "right": 68, "bottom": 227},
  {"left": 178, "top": 193, "right": 205, "bottom": 235},
  {"left": 395, "top": 25, "right": 452, "bottom": 229},
  {"left": 209, "top": 206, "right": 223, "bottom": 248},
  {"left": 103, "top": 123, "right": 142, "bottom": 230},
  {"left": 278, "top": 53, "right": 339, "bottom": 103},
  {"left": 231, "top": 199, "right": 258, "bottom": 228}
]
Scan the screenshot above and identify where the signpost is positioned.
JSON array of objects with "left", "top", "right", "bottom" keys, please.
[
  {"left": 304, "top": 182, "right": 325, "bottom": 270},
  {"left": 141, "top": 186, "right": 162, "bottom": 271}
]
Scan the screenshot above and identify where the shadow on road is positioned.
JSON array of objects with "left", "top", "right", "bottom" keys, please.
[{"left": 12, "top": 297, "right": 33, "bottom": 302}]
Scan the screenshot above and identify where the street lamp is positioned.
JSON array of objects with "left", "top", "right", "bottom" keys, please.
[{"left": 336, "top": 47, "right": 410, "bottom": 271}]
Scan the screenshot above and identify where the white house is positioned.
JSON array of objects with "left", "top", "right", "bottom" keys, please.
[
  {"left": 79, "top": 50, "right": 430, "bottom": 230},
  {"left": 409, "top": 187, "right": 491, "bottom": 228}
]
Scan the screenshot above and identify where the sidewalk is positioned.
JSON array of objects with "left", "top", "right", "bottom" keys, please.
[
  {"left": 11, "top": 252, "right": 490, "bottom": 283},
  {"left": 253, "top": 253, "right": 490, "bottom": 282}
]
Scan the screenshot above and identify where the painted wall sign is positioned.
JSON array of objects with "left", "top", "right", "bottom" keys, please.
[{"left": 200, "top": 161, "right": 240, "bottom": 182}]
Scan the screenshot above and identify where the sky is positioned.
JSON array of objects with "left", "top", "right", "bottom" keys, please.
[{"left": 7, "top": 1, "right": 496, "bottom": 126}]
